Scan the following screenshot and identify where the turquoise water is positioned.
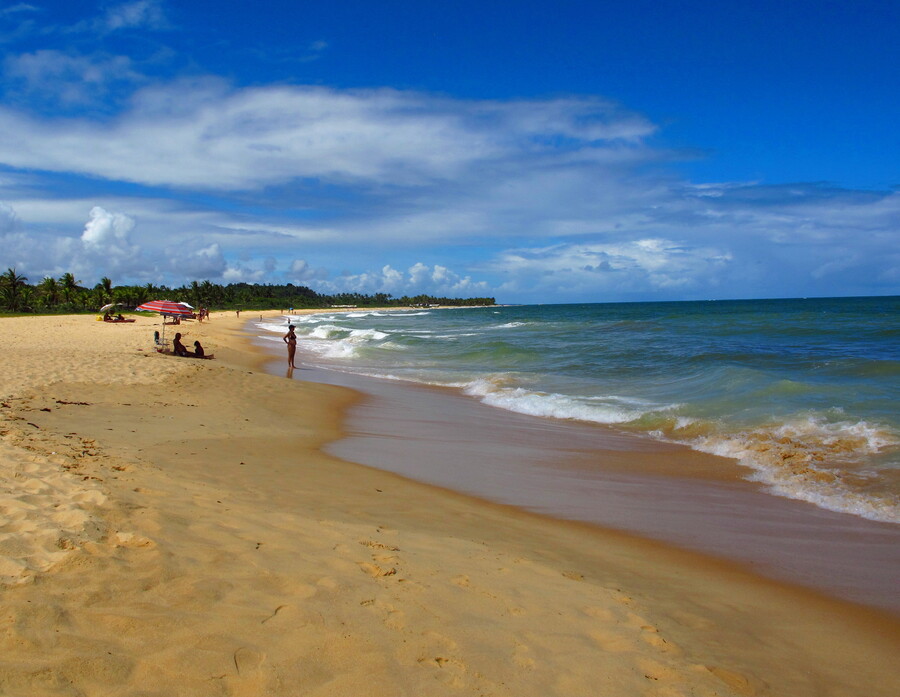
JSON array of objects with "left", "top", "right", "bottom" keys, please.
[{"left": 254, "top": 296, "right": 900, "bottom": 524}]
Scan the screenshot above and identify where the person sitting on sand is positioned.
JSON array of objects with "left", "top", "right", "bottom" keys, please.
[
  {"left": 173, "top": 332, "right": 190, "bottom": 357},
  {"left": 193, "top": 340, "right": 205, "bottom": 358}
]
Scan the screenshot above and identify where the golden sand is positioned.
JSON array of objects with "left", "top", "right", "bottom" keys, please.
[{"left": 0, "top": 312, "right": 897, "bottom": 696}]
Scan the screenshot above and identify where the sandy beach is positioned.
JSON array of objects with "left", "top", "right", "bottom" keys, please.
[{"left": 1, "top": 312, "right": 898, "bottom": 696}]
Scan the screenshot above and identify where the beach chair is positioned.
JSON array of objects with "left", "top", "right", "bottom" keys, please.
[{"left": 153, "top": 330, "right": 171, "bottom": 353}]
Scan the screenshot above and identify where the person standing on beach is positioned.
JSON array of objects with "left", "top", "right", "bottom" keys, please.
[{"left": 283, "top": 324, "right": 298, "bottom": 368}]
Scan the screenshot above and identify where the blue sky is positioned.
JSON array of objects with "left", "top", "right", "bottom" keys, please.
[{"left": 0, "top": 0, "right": 897, "bottom": 303}]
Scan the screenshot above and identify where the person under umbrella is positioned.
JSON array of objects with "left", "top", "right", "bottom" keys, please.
[{"left": 173, "top": 332, "right": 189, "bottom": 357}]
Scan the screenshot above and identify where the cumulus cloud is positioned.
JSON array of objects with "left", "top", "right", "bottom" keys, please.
[
  {"left": 222, "top": 264, "right": 266, "bottom": 283},
  {"left": 0, "top": 203, "right": 149, "bottom": 282},
  {"left": 77, "top": 206, "right": 142, "bottom": 277},
  {"left": 174, "top": 243, "right": 227, "bottom": 280},
  {"left": 82, "top": 205, "right": 135, "bottom": 247},
  {"left": 288, "top": 259, "right": 328, "bottom": 282},
  {"left": 316, "top": 262, "right": 490, "bottom": 297},
  {"left": 489, "top": 238, "right": 733, "bottom": 298}
]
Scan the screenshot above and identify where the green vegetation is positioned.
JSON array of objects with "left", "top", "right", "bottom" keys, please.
[{"left": 0, "top": 268, "right": 495, "bottom": 314}]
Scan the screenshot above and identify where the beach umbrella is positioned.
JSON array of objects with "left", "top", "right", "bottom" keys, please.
[
  {"left": 136, "top": 300, "right": 195, "bottom": 347},
  {"left": 135, "top": 300, "right": 194, "bottom": 317},
  {"left": 99, "top": 302, "right": 121, "bottom": 313}
]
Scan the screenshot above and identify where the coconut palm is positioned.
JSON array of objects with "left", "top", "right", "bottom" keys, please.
[
  {"left": 59, "top": 272, "right": 81, "bottom": 305},
  {"left": 38, "top": 276, "right": 61, "bottom": 308},
  {"left": 190, "top": 280, "right": 201, "bottom": 308},
  {"left": 99, "top": 276, "right": 113, "bottom": 304},
  {"left": 1, "top": 267, "right": 28, "bottom": 312}
]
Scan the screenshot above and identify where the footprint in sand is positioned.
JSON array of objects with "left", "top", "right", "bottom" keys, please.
[
  {"left": 357, "top": 561, "right": 397, "bottom": 578},
  {"left": 705, "top": 665, "right": 762, "bottom": 696},
  {"left": 636, "top": 657, "right": 680, "bottom": 683},
  {"left": 512, "top": 642, "right": 536, "bottom": 670},
  {"left": 359, "top": 539, "right": 400, "bottom": 551},
  {"left": 421, "top": 630, "right": 458, "bottom": 651},
  {"left": 233, "top": 646, "right": 266, "bottom": 676},
  {"left": 362, "top": 598, "right": 406, "bottom": 631},
  {"left": 589, "top": 629, "right": 638, "bottom": 654},
  {"left": 417, "top": 656, "right": 467, "bottom": 687},
  {"left": 372, "top": 553, "right": 400, "bottom": 564},
  {"left": 639, "top": 624, "right": 679, "bottom": 654},
  {"left": 583, "top": 605, "right": 615, "bottom": 622}
]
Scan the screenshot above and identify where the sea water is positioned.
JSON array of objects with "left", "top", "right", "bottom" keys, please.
[{"left": 253, "top": 296, "right": 900, "bottom": 525}]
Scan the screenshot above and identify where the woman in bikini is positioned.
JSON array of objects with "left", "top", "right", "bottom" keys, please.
[{"left": 283, "top": 324, "right": 298, "bottom": 368}]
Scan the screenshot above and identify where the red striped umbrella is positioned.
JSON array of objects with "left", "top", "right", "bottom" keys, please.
[
  {"left": 136, "top": 300, "right": 195, "bottom": 317},
  {"left": 136, "top": 301, "right": 195, "bottom": 350}
]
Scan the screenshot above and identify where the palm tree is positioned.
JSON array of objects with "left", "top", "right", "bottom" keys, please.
[
  {"left": 38, "top": 276, "right": 61, "bottom": 308},
  {"left": 59, "top": 272, "right": 81, "bottom": 305},
  {"left": 132, "top": 282, "right": 154, "bottom": 306},
  {"left": 114, "top": 285, "right": 139, "bottom": 308},
  {"left": 92, "top": 283, "right": 107, "bottom": 309},
  {"left": 1, "top": 267, "right": 28, "bottom": 312},
  {"left": 200, "top": 279, "right": 219, "bottom": 307},
  {"left": 100, "top": 276, "right": 113, "bottom": 304}
]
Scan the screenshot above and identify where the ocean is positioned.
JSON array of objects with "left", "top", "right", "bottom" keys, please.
[{"left": 253, "top": 296, "right": 899, "bottom": 526}]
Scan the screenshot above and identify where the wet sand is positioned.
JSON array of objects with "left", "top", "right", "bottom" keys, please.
[{"left": 261, "top": 332, "right": 900, "bottom": 613}]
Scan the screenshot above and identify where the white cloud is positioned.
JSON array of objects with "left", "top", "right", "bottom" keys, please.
[
  {"left": 315, "top": 262, "right": 490, "bottom": 297},
  {"left": 0, "top": 201, "right": 19, "bottom": 233},
  {"left": 0, "top": 76, "right": 897, "bottom": 300},
  {"left": 101, "top": 0, "right": 167, "bottom": 32},
  {"left": 3, "top": 49, "right": 143, "bottom": 106},
  {"left": 77, "top": 206, "right": 142, "bottom": 278},
  {"left": 288, "top": 259, "right": 328, "bottom": 282},
  {"left": 0, "top": 83, "right": 656, "bottom": 190},
  {"left": 289, "top": 259, "right": 310, "bottom": 276},
  {"left": 489, "top": 239, "right": 733, "bottom": 297},
  {"left": 174, "top": 243, "right": 227, "bottom": 280},
  {"left": 222, "top": 264, "right": 265, "bottom": 283},
  {"left": 0, "top": 203, "right": 146, "bottom": 282},
  {"left": 81, "top": 205, "right": 135, "bottom": 248},
  {"left": 0, "top": 4, "right": 38, "bottom": 17}
]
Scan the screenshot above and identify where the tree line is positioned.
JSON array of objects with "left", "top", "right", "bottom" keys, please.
[{"left": 0, "top": 268, "right": 495, "bottom": 313}]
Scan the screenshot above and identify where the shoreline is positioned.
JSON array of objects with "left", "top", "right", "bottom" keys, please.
[
  {"left": 249, "top": 312, "right": 900, "bottom": 613},
  {"left": 1, "top": 312, "right": 898, "bottom": 695}
]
